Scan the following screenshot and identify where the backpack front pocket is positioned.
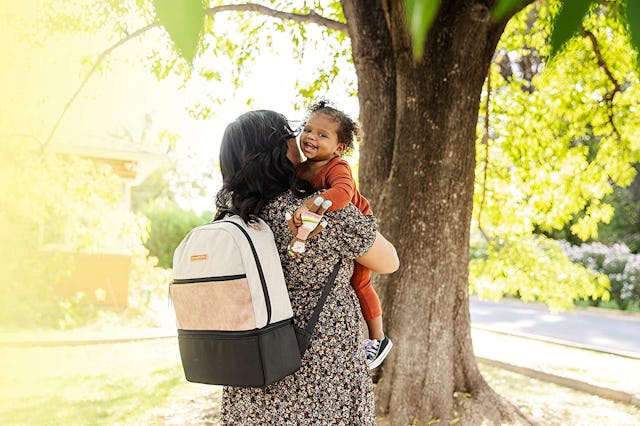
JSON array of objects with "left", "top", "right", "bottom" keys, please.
[{"left": 170, "top": 277, "right": 256, "bottom": 331}]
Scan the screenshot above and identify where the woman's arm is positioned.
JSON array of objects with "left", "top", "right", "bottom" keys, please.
[{"left": 356, "top": 231, "right": 399, "bottom": 274}]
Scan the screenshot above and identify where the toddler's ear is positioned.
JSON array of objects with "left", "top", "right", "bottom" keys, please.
[{"left": 335, "top": 143, "right": 346, "bottom": 156}]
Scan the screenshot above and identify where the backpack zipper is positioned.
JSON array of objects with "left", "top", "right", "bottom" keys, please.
[{"left": 172, "top": 274, "right": 246, "bottom": 284}]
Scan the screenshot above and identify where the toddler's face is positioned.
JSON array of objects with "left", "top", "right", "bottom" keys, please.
[{"left": 299, "top": 113, "right": 345, "bottom": 161}]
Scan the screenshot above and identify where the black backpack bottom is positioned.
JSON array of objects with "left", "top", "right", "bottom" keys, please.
[{"left": 177, "top": 318, "right": 302, "bottom": 388}]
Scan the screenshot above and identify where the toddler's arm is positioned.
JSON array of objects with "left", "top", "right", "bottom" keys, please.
[
  {"left": 320, "top": 161, "right": 356, "bottom": 212},
  {"left": 292, "top": 161, "right": 356, "bottom": 226}
]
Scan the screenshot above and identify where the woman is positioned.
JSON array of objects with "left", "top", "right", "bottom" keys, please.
[{"left": 216, "top": 110, "right": 399, "bottom": 425}]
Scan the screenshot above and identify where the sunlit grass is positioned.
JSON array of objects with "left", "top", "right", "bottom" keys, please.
[
  {"left": 0, "top": 333, "right": 638, "bottom": 425},
  {"left": 482, "top": 366, "right": 640, "bottom": 425},
  {"left": 1, "top": 367, "right": 182, "bottom": 424},
  {"left": 472, "top": 328, "right": 640, "bottom": 396},
  {"left": 0, "top": 339, "right": 196, "bottom": 425}
]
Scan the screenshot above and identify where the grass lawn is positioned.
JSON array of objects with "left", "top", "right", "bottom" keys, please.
[
  {"left": 481, "top": 366, "right": 640, "bottom": 425},
  {"left": 0, "top": 339, "right": 208, "bottom": 425},
  {"left": 1, "top": 334, "right": 638, "bottom": 425}
]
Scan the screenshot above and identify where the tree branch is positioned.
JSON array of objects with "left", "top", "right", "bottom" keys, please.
[
  {"left": 582, "top": 29, "right": 622, "bottom": 139},
  {"left": 41, "top": 22, "right": 160, "bottom": 151},
  {"left": 206, "top": 4, "right": 347, "bottom": 33},
  {"left": 478, "top": 69, "right": 492, "bottom": 243},
  {"left": 42, "top": 5, "right": 345, "bottom": 151}
]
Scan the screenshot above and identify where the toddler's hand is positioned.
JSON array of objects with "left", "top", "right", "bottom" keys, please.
[
  {"left": 285, "top": 196, "right": 332, "bottom": 257},
  {"left": 291, "top": 205, "right": 308, "bottom": 228},
  {"left": 293, "top": 195, "right": 331, "bottom": 227}
]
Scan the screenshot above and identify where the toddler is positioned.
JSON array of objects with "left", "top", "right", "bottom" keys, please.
[{"left": 291, "top": 100, "right": 392, "bottom": 369}]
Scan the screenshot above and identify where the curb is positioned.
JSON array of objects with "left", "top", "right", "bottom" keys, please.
[
  {"left": 470, "top": 297, "right": 640, "bottom": 321},
  {"left": 471, "top": 324, "right": 640, "bottom": 360},
  {"left": 477, "top": 357, "right": 640, "bottom": 408},
  {"left": 0, "top": 334, "right": 176, "bottom": 348}
]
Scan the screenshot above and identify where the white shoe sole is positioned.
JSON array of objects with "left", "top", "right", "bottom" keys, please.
[{"left": 368, "top": 340, "right": 393, "bottom": 370}]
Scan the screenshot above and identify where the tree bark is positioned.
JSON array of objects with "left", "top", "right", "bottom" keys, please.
[
  {"left": 341, "top": 1, "right": 396, "bottom": 199},
  {"left": 342, "top": 0, "right": 533, "bottom": 424}
]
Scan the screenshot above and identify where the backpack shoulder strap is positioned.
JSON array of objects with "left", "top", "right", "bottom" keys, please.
[{"left": 299, "top": 261, "right": 341, "bottom": 354}]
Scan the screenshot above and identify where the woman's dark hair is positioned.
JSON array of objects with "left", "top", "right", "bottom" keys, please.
[
  {"left": 214, "top": 110, "right": 311, "bottom": 222},
  {"left": 306, "top": 99, "right": 359, "bottom": 153}
]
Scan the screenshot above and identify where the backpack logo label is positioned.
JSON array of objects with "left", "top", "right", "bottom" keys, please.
[{"left": 190, "top": 254, "right": 208, "bottom": 261}]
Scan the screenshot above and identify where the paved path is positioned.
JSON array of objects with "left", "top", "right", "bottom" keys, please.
[{"left": 470, "top": 297, "right": 640, "bottom": 358}]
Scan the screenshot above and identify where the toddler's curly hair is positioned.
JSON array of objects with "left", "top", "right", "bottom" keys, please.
[{"left": 306, "top": 99, "right": 359, "bottom": 154}]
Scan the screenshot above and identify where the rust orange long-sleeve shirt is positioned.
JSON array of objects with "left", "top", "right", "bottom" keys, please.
[
  {"left": 296, "top": 156, "right": 372, "bottom": 215},
  {"left": 296, "top": 156, "right": 379, "bottom": 320}
]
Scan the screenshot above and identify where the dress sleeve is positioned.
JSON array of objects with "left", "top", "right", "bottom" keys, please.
[{"left": 323, "top": 202, "right": 377, "bottom": 259}]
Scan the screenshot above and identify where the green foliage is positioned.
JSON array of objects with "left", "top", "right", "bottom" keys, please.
[
  {"left": 596, "top": 170, "right": 640, "bottom": 252},
  {"left": 624, "top": 0, "right": 640, "bottom": 65},
  {"left": 548, "top": 0, "right": 595, "bottom": 57},
  {"left": 41, "top": 1, "right": 354, "bottom": 121},
  {"left": 404, "top": 0, "right": 640, "bottom": 68},
  {"left": 152, "top": 0, "right": 205, "bottom": 64},
  {"left": 404, "top": 0, "right": 440, "bottom": 59},
  {"left": 562, "top": 241, "right": 640, "bottom": 309},
  {"left": 472, "top": 1, "right": 639, "bottom": 308},
  {"left": 546, "top": 0, "right": 640, "bottom": 68},
  {"left": 539, "top": 166, "right": 640, "bottom": 252},
  {"left": 475, "top": 1, "right": 640, "bottom": 237},
  {"left": 469, "top": 235, "right": 609, "bottom": 311},
  {"left": 139, "top": 199, "right": 211, "bottom": 268},
  {"left": 153, "top": 0, "right": 353, "bottom": 111},
  {"left": 492, "top": 0, "right": 525, "bottom": 20}
]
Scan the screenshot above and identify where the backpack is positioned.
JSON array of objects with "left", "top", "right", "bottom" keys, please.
[{"left": 170, "top": 214, "right": 339, "bottom": 388}]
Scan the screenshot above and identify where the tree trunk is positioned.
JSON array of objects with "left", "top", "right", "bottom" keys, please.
[{"left": 342, "top": 1, "right": 533, "bottom": 424}]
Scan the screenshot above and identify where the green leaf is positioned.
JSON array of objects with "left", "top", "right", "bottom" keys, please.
[
  {"left": 152, "top": 0, "right": 204, "bottom": 64},
  {"left": 404, "top": 0, "right": 440, "bottom": 60},
  {"left": 491, "top": 0, "right": 524, "bottom": 21},
  {"left": 549, "top": 0, "right": 596, "bottom": 57},
  {"left": 625, "top": 0, "right": 640, "bottom": 61}
]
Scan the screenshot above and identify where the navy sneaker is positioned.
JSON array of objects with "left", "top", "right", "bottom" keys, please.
[{"left": 365, "top": 336, "right": 393, "bottom": 369}]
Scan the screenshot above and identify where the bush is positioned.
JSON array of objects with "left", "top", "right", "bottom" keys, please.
[
  {"left": 561, "top": 242, "right": 640, "bottom": 310},
  {"left": 139, "top": 199, "right": 212, "bottom": 268},
  {"left": 469, "top": 235, "right": 609, "bottom": 312}
]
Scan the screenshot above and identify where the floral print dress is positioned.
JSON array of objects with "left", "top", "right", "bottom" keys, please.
[{"left": 221, "top": 191, "right": 378, "bottom": 425}]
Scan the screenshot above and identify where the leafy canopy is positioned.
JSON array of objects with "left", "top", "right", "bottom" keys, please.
[
  {"left": 470, "top": 1, "right": 639, "bottom": 309},
  {"left": 37, "top": 0, "right": 639, "bottom": 311}
]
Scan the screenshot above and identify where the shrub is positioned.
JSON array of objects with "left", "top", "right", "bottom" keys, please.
[
  {"left": 469, "top": 235, "right": 609, "bottom": 312},
  {"left": 139, "top": 199, "right": 212, "bottom": 268},
  {"left": 561, "top": 242, "right": 640, "bottom": 310}
]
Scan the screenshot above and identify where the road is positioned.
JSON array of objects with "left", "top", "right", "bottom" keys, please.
[{"left": 469, "top": 297, "right": 640, "bottom": 358}]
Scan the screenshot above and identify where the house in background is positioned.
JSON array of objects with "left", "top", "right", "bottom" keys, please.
[{"left": 52, "top": 137, "right": 166, "bottom": 308}]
